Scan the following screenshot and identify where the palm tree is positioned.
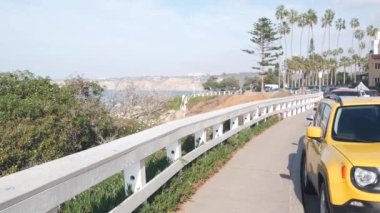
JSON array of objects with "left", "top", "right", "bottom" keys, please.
[
  {"left": 275, "top": 5, "right": 288, "bottom": 22},
  {"left": 340, "top": 56, "right": 351, "bottom": 85},
  {"left": 298, "top": 13, "right": 308, "bottom": 56},
  {"left": 355, "top": 29, "right": 365, "bottom": 53},
  {"left": 332, "top": 48, "right": 343, "bottom": 85},
  {"left": 321, "top": 9, "right": 335, "bottom": 52},
  {"left": 279, "top": 21, "right": 291, "bottom": 57},
  {"left": 335, "top": 18, "right": 346, "bottom": 49},
  {"left": 352, "top": 54, "right": 360, "bottom": 83},
  {"left": 287, "top": 9, "right": 298, "bottom": 57},
  {"left": 278, "top": 21, "right": 290, "bottom": 88},
  {"left": 350, "top": 18, "right": 360, "bottom": 50},
  {"left": 358, "top": 42, "right": 366, "bottom": 74},
  {"left": 367, "top": 25, "right": 379, "bottom": 51},
  {"left": 347, "top": 47, "right": 355, "bottom": 83},
  {"left": 322, "top": 50, "right": 331, "bottom": 85},
  {"left": 306, "top": 9, "right": 318, "bottom": 55},
  {"left": 275, "top": 5, "right": 288, "bottom": 88},
  {"left": 354, "top": 30, "right": 365, "bottom": 81},
  {"left": 350, "top": 18, "right": 360, "bottom": 83}
]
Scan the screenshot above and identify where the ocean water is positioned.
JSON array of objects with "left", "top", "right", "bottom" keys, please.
[
  {"left": 102, "top": 89, "right": 198, "bottom": 103},
  {"left": 103, "top": 89, "right": 195, "bottom": 97}
]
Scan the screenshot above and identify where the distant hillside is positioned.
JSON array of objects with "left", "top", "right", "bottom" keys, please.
[{"left": 54, "top": 72, "right": 259, "bottom": 91}]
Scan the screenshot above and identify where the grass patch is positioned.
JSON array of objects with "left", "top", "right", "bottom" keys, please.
[
  {"left": 60, "top": 173, "right": 125, "bottom": 213},
  {"left": 187, "top": 96, "right": 217, "bottom": 109},
  {"left": 60, "top": 116, "right": 279, "bottom": 213},
  {"left": 166, "top": 96, "right": 182, "bottom": 111}
]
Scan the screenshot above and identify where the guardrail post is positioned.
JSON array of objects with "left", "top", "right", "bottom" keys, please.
[
  {"left": 301, "top": 100, "right": 306, "bottom": 112},
  {"left": 243, "top": 112, "right": 251, "bottom": 124},
  {"left": 195, "top": 129, "right": 207, "bottom": 147},
  {"left": 297, "top": 100, "right": 302, "bottom": 114},
  {"left": 306, "top": 98, "right": 311, "bottom": 109},
  {"left": 124, "top": 160, "right": 146, "bottom": 196},
  {"left": 292, "top": 101, "right": 297, "bottom": 116},
  {"left": 281, "top": 103, "right": 287, "bottom": 118},
  {"left": 275, "top": 104, "right": 281, "bottom": 111},
  {"left": 261, "top": 107, "right": 267, "bottom": 121},
  {"left": 166, "top": 141, "right": 181, "bottom": 163},
  {"left": 230, "top": 117, "right": 239, "bottom": 130},
  {"left": 213, "top": 123, "right": 223, "bottom": 138},
  {"left": 305, "top": 98, "right": 309, "bottom": 109},
  {"left": 253, "top": 108, "right": 259, "bottom": 120},
  {"left": 268, "top": 105, "right": 274, "bottom": 114},
  {"left": 287, "top": 102, "right": 292, "bottom": 117}
]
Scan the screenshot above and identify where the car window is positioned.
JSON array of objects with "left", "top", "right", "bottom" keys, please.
[
  {"left": 320, "top": 105, "right": 331, "bottom": 137},
  {"left": 314, "top": 104, "right": 324, "bottom": 126},
  {"left": 331, "top": 91, "right": 360, "bottom": 96},
  {"left": 332, "top": 105, "right": 380, "bottom": 142}
]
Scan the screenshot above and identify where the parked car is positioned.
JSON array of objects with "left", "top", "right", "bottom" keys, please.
[
  {"left": 302, "top": 95, "right": 380, "bottom": 212},
  {"left": 365, "top": 89, "right": 379, "bottom": 97},
  {"left": 323, "top": 86, "right": 337, "bottom": 98},
  {"left": 328, "top": 88, "right": 365, "bottom": 97}
]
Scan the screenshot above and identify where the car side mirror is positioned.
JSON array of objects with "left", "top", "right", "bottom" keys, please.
[
  {"left": 307, "top": 126, "right": 323, "bottom": 140},
  {"left": 306, "top": 114, "right": 314, "bottom": 121}
]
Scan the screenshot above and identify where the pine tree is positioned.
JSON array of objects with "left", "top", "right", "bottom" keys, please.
[{"left": 243, "top": 17, "right": 283, "bottom": 91}]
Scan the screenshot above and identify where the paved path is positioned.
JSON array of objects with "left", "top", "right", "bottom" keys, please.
[{"left": 179, "top": 112, "right": 319, "bottom": 213}]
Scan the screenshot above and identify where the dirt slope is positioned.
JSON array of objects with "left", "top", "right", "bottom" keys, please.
[{"left": 187, "top": 91, "right": 290, "bottom": 116}]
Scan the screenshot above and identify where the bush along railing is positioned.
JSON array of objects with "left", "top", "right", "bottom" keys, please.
[{"left": 0, "top": 93, "right": 322, "bottom": 213}]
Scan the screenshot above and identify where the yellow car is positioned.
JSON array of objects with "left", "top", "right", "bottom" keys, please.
[{"left": 302, "top": 95, "right": 380, "bottom": 213}]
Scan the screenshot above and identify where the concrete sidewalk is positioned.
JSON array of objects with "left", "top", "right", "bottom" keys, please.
[{"left": 179, "top": 112, "right": 311, "bottom": 213}]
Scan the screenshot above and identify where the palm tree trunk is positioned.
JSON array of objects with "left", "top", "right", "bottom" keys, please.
[
  {"left": 336, "top": 31, "right": 341, "bottom": 49},
  {"left": 321, "top": 27, "right": 327, "bottom": 52},
  {"left": 343, "top": 66, "right": 346, "bottom": 85},
  {"left": 291, "top": 24, "right": 294, "bottom": 57},
  {"left": 328, "top": 26, "right": 331, "bottom": 51},
  {"left": 284, "top": 36, "right": 288, "bottom": 60},
  {"left": 307, "top": 28, "right": 311, "bottom": 54},
  {"left": 326, "top": 70, "right": 330, "bottom": 86},
  {"left": 300, "top": 27, "right": 304, "bottom": 56}
]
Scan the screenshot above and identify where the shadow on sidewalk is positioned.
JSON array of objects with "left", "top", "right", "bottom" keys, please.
[{"left": 280, "top": 136, "right": 319, "bottom": 213}]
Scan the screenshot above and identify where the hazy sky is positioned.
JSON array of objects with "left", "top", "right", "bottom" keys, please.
[{"left": 1, "top": 0, "right": 379, "bottom": 79}]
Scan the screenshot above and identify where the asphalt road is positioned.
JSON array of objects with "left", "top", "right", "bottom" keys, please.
[{"left": 179, "top": 111, "right": 320, "bottom": 213}]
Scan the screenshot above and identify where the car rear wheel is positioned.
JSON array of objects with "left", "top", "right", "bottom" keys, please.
[{"left": 301, "top": 153, "right": 315, "bottom": 194}]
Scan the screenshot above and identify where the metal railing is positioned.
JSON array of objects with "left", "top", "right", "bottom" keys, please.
[{"left": 0, "top": 93, "right": 322, "bottom": 213}]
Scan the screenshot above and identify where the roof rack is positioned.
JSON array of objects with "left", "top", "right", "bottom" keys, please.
[{"left": 325, "top": 94, "right": 343, "bottom": 106}]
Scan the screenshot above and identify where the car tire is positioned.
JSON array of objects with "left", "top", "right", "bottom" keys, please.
[
  {"left": 301, "top": 153, "right": 316, "bottom": 194},
  {"left": 319, "top": 182, "right": 331, "bottom": 213}
]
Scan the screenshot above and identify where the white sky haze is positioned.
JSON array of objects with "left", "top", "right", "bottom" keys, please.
[{"left": 0, "top": 0, "right": 378, "bottom": 79}]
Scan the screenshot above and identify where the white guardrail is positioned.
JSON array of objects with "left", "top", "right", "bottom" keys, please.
[{"left": 0, "top": 93, "right": 323, "bottom": 213}]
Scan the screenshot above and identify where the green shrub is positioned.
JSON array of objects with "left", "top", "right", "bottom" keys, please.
[{"left": 0, "top": 71, "right": 127, "bottom": 176}]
